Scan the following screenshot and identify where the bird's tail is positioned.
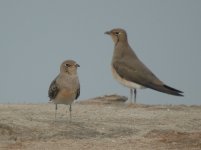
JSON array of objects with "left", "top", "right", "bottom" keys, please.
[{"left": 149, "top": 84, "right": 184, "bottom": 96}]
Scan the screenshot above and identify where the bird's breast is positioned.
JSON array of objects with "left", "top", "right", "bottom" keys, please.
[{"left": 54, "top": 88, "right": 75, "bottom": 104}]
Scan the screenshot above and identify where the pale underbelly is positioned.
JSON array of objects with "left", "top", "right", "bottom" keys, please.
[
  {"left": 112, "top": 66, "right": 145, "bottom": 89},
  {"left": 53, "top": 89, "right": 75, "bottom": 104}
]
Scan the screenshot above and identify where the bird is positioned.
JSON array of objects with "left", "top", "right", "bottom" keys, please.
[
  {"left": 48, "top": 60, "right": 80, "bottom": 121},
  {"left": 105, "top": 28, "right": 183, "bottom": 103}
]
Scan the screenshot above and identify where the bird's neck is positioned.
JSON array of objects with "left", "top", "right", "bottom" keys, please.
[
  {"left": 112, "top": 40, "right": 138, "bottom": 62},
  {"left": 113, "top": 40, "right": 128, "bottom": 58},
  {"left": 60, "top": 72, "right": 76, "bottom": 78}
]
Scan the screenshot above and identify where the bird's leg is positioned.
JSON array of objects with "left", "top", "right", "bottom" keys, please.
[
  {"left": 130, "top": 89, "right": 133, "bottom": 103},
  {"left": 134, "top": 89, "right": 137, "bottom": 103},
  {"left": 69, "top": 104, "right": 72, "bottom": 122},
  {"left": 55, "top": 104, "right": 57, "bottom": 121}
]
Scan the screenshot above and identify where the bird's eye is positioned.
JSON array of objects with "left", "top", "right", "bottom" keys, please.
[
  {"left": 65, "top": 64, "right": 71, "bottom": 67},
  {"left": 115, "top": 32, "right": 119, "bottom": 35}
]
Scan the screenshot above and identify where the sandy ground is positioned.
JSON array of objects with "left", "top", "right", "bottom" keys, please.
[{"left": 0, "top": 95, "right": 201, "bottom": 150}]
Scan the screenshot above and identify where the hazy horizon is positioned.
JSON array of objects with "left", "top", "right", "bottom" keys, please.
[{"left": 0, "top": 0, "right": 201, "bottom": 104}]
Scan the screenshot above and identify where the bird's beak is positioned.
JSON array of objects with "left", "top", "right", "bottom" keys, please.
[
  {"left": 104, "top": 31, "right": 111, "bottom": 35},
  {"left": 76, "top": 64, "right": 80, "bottom": 67}
]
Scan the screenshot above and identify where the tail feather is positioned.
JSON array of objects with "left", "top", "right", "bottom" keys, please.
[
  {"left": 163, "top": 85, "right": 183, "bottom": 94},
  {"left": 148, "top": 84, "right": 184, "bottom": 96}
]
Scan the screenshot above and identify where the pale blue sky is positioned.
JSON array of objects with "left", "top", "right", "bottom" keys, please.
[{"left": 0, "top": 0, "right": 201, "bottom": 104}]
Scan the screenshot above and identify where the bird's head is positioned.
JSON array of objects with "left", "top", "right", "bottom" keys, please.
[
  {"left": 105, "top": 28, "right": 128, "bottom": 44},
  {"left": 60, "top": 60, "right": 80, "bottom": 75}
]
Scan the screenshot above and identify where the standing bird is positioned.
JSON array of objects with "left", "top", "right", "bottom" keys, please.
[
  {"left": 105, "top": 28, "right": 183, "bottom": 103},
  {"left": 48, "top": 60, "right": 80, "bottom": 121}
]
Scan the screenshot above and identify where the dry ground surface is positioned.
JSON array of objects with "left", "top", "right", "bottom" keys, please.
[{"left": 0, "top": 95, "right": 201, "bottom": 150}]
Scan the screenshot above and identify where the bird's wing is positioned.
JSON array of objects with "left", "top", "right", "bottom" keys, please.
[
  {"left": 48, "top": 76, "right": 59, "bottom": 100},
  {"left": 75, "top": 85, "right": 80, "bottom": 100},
  {"left": 113, "top": 59, "right": 183, "bottom": 96},
  {"left": 113, "top": 58, "right": 163, "bottom": 88}
]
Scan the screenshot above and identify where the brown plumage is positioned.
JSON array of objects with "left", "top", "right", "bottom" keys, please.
[
  {"left": 105, "top": 28, "right": 183, "bottom": 103},
  {"left": 48, "top": 60, "right": 80, "bottom": 120}
]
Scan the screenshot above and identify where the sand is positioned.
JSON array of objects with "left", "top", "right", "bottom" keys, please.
[{"left": 0, "top": 95, "right": 201, "bottom": 150}]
